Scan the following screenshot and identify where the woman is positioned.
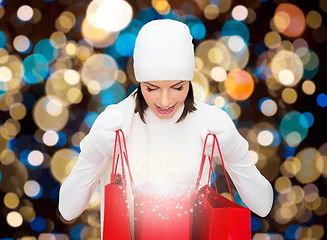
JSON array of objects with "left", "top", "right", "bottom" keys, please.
[{"left": 59, "top": 19, "right": 273, "bottom": 237}]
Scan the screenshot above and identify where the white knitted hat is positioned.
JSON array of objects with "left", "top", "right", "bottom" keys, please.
[{"left": 133, "top": 19, "right": 195, "bottom": 82}]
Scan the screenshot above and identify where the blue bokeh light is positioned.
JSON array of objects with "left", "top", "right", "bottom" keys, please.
[
  {"left": 85, "top": 112, "right": 99, "bottom": 128},
  {"left": 115, "top": 33, "right": 136, "bottom": 57},
  {"left": 55, "top": 132, "right": 67, "bottom": 147},
  {"left": 19, "top": 149, "right": 31, "bottom": 166},
  {"left": 128, "top": 84, "right": 138, "bottom": 95},
  {"left": 284, "top": 145, "right": 295, "bottom": 158},
  {"left": 30, "top": 217, "right": 46, "bottom": 232},
  {"left": 102, "top": 93, "right": 115, "bottom": 106},
  {"left": 137, "top": 7, "right": 161, "bottom": 23},
  {"left": 300, "top": 112, "right": 314, "bottom": 128},
  {"left": 70, "top": 224, "right": 87, "bottom": 240},
  {"left": 251, "top": 216, "right": 261, "bottom": 231},
  {"left": 284, "top": 224, "right": 302, "bottom": 239},
  {"left": 123, "top": 19, "right": 144, "bottom": 35},
  {"left": 316, "top": 93, "right": 327, "bottom": 108}
]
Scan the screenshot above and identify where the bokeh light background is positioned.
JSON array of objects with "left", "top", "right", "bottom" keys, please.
[{"left": 0, "top": 0, "right": 327, "bottom": 239}]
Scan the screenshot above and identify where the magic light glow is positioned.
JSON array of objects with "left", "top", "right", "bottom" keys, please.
[{"left": 0, "top": 0, "right": 326, "bottom": 236}]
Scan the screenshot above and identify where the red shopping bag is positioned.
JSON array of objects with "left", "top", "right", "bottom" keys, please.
[
  {"left": 103, "top": 129, "right": 135, "bottom": 240},
  {"left": 134, "top": 190, "right": 194, "bottom": 240},
  {"left": 192, "top": 134, "right": 251, "bottom": 240}
]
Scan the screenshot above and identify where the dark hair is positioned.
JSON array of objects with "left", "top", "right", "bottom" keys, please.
[{"left": 133, "top": 81, "right": 197, "bottom": 123}]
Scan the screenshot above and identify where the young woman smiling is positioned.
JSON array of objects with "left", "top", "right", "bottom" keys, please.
[{"left": 59, "top": 19, "right": 273, "bottom": 238}]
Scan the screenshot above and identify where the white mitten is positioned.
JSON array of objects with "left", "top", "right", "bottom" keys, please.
[
  {"left": 79, "top": 106, "right": 123, "bottom": 164},
  {"left": 200, "top": 130, "right": 219, "bottom": 157},
  {"left": 200, "top": 108, "right": 248, "bottom": 165}
]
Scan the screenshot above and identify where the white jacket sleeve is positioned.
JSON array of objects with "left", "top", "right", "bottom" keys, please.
[
  {"left": 58, "top": 106, "right": 123, "bottom": 220},
  {"left": 224, "top": 143, "right": 273, "bottom": 217},
  {"left": 58, "top": 138, "right": 104, "bottom": 221},
  {"left": 203, "top": 107, "right": 273, "bottom": 217}
]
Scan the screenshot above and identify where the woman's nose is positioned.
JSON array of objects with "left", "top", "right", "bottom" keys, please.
[{"left": 159, "top": 91, "right": 170, "bottom": 108}]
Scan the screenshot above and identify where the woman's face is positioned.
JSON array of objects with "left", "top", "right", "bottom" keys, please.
[{"left": 140, "top": 80, "right": 189, "bottom": 119}]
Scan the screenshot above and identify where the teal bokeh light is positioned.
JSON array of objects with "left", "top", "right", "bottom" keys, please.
[
  {"left": 0, "top": 30, "right": 6, "bottom": 48},
  {"left": 302, "top": 50, "right": 319, "bottom": 79},
  {"left": 280, "top": 111, "right": 309, "bottom": 146},
  {"left": 221, "top": 20, "right": 250, "bottom": 44},
  {"left": 34, "top": 39, "right": 58, "bottom": 64},
  {"left": 137, "top": 7, "right": 160, "bottom": 23},
  {"left": 0, "top": 81, "right": 8, "bottom": 98},
  {"left": 22, "top": 54, "right": 49, "bottom": 84}
]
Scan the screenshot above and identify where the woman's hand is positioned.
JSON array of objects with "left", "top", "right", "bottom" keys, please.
[{"left": 200, "top": 108, "right": 248, "bottom": 165}]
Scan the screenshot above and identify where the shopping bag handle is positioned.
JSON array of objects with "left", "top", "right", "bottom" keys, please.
[
  {"left": 195, "top": 133, "right": 233, "bottom": 202},
  {"left": 110, "top": 129, "right": 135, "bottom": 194}
]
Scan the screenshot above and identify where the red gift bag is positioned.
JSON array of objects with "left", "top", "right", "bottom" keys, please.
[
  {"left": 134, "top": 190, "right": 194, "bottom": 240},
  {"left": 103, "top": 129, "right": 135, "bottom": 240},
  {"left": 192, "top": 134, "right": 251, "bottom": 240}
]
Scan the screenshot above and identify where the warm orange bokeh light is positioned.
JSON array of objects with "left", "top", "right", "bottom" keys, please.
[
  {"left": 274, "top": 3, "right": 305, "bottom": 37},
  {"left": 225, "top": 69, "right": 254, "bottom": 101}
]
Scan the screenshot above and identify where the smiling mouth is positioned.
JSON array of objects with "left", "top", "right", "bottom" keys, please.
[{"left": 156, "top": 104, "right": 175, "bottom": 115}]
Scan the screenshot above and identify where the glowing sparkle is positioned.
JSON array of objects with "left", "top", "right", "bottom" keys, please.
[
  {"left": 278, "top": 69, "right": 295, "bottom": 86},
  {"left": 257, "top": 130, "right": 274, "bottom": 146},
  {"left": 64, "top": 69, "right": 80, "bottom": 85},
  {"left": 7, "top": 211, "right": 23, "bottom": 227},
  {"left": 43, "top": 130, "right": 59, "bottom": 146},
  {"left": 0, "top": 66, "right": 12, "bottom": 82},
  {"left": 17, "top": 5, "right": 33, "bottom": 22},
  {"left": 232, "top": 5, "right": 248, "bottom": 21},
  {"left": 28, "top": 150, "right": 44, "bottom": 167}
]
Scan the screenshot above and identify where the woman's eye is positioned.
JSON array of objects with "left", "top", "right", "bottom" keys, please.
[
  {"left": 174, "top": 86, "right": 184, "bottom": 91},
  {"left": 146, "top": 87, "right": 156, "bottom": 92}
]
